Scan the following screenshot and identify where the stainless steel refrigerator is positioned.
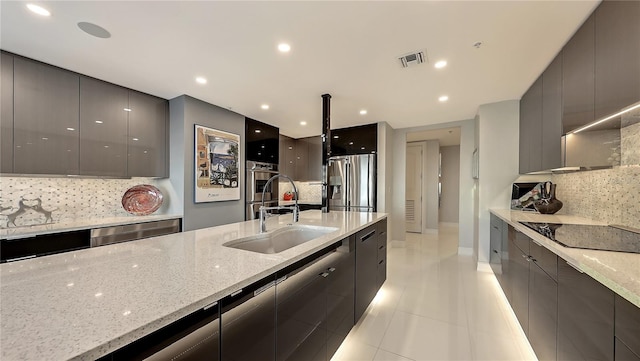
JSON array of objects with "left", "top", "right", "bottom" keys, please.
[{"left": 328, "top": 154, "right": 376, "bottom": 212}]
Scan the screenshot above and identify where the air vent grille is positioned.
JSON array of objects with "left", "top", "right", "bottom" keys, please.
[
  {"left": 399, "top": 50, "right": 427, "bottom": 68},
  {"left": 405, "top": 200, "right": 415, "bottom": 221}
]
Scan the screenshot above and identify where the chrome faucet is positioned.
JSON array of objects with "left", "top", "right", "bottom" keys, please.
[{"left": 259, "top": 174, "right": 299, "bottom": 233}]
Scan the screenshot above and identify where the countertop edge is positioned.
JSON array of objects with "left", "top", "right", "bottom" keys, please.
[{"left": 490, "top": 209, "right": 640, "bottom": 309}]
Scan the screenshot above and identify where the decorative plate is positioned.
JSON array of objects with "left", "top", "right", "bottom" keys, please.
[{"left": 122, "top": 184, "right": 164, "bottom": 216}]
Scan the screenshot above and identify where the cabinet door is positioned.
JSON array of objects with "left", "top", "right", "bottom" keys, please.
[
  {"left": 541, "top": 54, "right": 563, "bottom": 170},
  {"left": 127, "top": 91, "right": 168, "bottom": 177},
  {"left": 615, "top": 294, "right": 640, "bottom": 358},
  {"left": 1, "top": 52, "right": 13, "bottom": 173},
  {"left": 376, "top": 219, "right": 388, "bottom": 289},
  {"left": 519, "top": 76, "right": 542, "bottom": 173},
  {"left": 562, "top": 13, "right": 595, "bottom": 134},
  {"left": 355, "top": 225, "right": 378, "bottom": 322},
  {"left": 594, "top": 0, "right": 640, "bottom": 120},
  {"left": 616, "top": 338, "right": 640, "bottom": 361},
  {"left": 281, "top": 136, "right": 296, "bottom": 178},
  {"left": 221, "top": 275, "right": 276, "bottom": 361},
  {"left": 294, "top": 138, "right": 308, "bottom": 181},
  {"left": 558, "top": 259, "right": 614, "bottom": 361},
  {"left": 528, "top": 262, "right": 557, "bottom": 361},
  {"left": 327, "top": 236, "right": 355, "bottom": 360},
  {"left": 13, "top": 57, "right": 80, "bottom": 175},
  {"left": 490, "top": 215, "right": 503, "bottom": 265},
  {"left": 306, "top": 136, "right": 323, "bottom": 181},
  {"left": 508, "top": 237, "right": 530, "bottom": 334},
  {"left": 79, "top": 77, "right": 128, "bottom": 177}
]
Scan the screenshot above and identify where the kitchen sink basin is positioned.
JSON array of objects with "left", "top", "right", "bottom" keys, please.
[{"left": 223, "top": 225, "right": 338, "bottom": 254}]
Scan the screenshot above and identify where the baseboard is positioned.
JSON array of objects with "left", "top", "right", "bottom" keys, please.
[
  {"left": 423, "top": 228, "right": 438, "bottom": 234},
  {"left": 476, "top": 262, "right": 493, "bottom": 273},
  {"left": 458, "top": 247, "right": 473, "bottom": 256}
]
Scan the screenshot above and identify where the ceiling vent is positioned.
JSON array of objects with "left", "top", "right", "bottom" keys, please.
[{"left": 399, "top": 50, "right": 427, "bottom": 68}]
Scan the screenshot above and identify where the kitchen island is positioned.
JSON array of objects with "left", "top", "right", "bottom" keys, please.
[{"left": 0, "top": 210, "right": 387, "bottom": 361}]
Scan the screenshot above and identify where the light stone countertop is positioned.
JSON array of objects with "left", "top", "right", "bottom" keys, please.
[
  {"left": 490, "top": 209, "right": 640, "bottom": 308},
  {"left": 0, "top": 214, "right": 183, "bottom": 239},
  {"left": 0, "top": 210, "right": 387, "bottom": 361},
  {"left": 279, "top": 199, "right": 322, "bottom": 206}
]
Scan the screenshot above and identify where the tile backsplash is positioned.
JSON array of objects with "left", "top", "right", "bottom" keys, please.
[
  {"left": 0, "top": 177, "right": 165, "bottom": 228},
  {"left": 279, "top": 181, "right": 322, "bottom": 202},
  {"left": 552, "top": 165, "right": 640, "bottom": 229}
]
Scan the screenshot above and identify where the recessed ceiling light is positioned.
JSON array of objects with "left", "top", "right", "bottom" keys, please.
[
  {"left": 26, "top": 3, "right": 50, "bottom": 16},
  {"left": 434, "top": 60, "right": 447, "bottom": 69},
  {"left": 261, "top": 104, "right": 269, "bottom": 110},
  {"left": 359, "top": 110, "right": 367, "bottom": 115},
  {"left": 124, "top": 108, "right": 132, "bottom": 112},
  {"left": 95, "top": 120, "right": 103, "bottom": 124},
  {"left": 439, "top": 95, "right": 449, "bottom": 102},
  {"left": 300, "top": 121, "right": 307, "bottom": 126},
  {"left": 255, "top": 129, "right": 262, "bottom": 133},
  {"left": 333, "top": 135, "right": 339, "bottom": 139},
  {"left": 195, "top": 77, "right": 207, "bottom": 84},
  {"left": 349, "top": 141, "right": 354, "bottom": 145},
  {"left": 66, "top": 127, "right": 75, "bottom": 131},
  {"left": 132, "top": 138, "right": 139, "bottom": 141},
  {"left": 361, "top": 146, "right": 366, "bottom": 150},
  {"left": 278, "top": 43, "right": 291, "bottom": 53},
  {"left": 77, "top": 22, "right": 111, "bottom": 39}
]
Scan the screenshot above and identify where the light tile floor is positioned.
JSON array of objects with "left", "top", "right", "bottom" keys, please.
[{"left": 331, "top": 225, "right": 538, "bottom": 361}]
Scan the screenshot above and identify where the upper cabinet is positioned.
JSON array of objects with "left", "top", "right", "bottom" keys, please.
[
  {"left": 519, "top": 76, "right": 542, "bottom": 174},
  {"left": 245, "top": 118, "right": 279, "bottom": 164},
  {"left": 1, "top": 52, "right": 13, "bottom": 173},
  {"left": 0, "top": 52, "right": 169, "bottom": 178},
  {"left": 331, "top": 124, "right": 377, "bottom": 156},
  {"left": 541, "top": 54, "right": 563, "bottom": 171},
  {"left": 562, "top": 14, "right": 595, "bottom": 134},
  {"left": 79, "top": 77, "right": 129, "bottom": 177},
  {"left": 594, "top": 0, "right": 640, "bottom": 120},
  {"left": 279, "top": 134, "right": 296, "bottom": 178},
  {"left": 305, "top": 136, "right": 322, "bottom": 181},
  {"left": 13, "top": 56, "right": 80, "bottom": 175},
  {"left": 278, "top": 135, "right": 322, "bottom": 181},
  {"left": 127, "top": 91, "right": 168, "bottom": 177}
]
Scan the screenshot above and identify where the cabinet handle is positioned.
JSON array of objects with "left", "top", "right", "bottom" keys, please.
[
  {"left": 360, "top": 230, "right": 376, "bottom": 242},
  {"left": 566, "top": 261, "right": 584, "bottom": 274},
  {"left": 203, "top": 301, "right": 218, "bottom": 310},
  {"left": 320, "top": 272, "right": 330, "bottom": 278},
  {"left": 328, "top": 267, "right": 336, "bottom": 272},
  {"left": 378, "top": 259, "right": 384, "bottom": 265},
  {"left": 379, "top": 245, "right": 385, "bottom": 250},
  {"left": 230, "top": 289, "right": 243, "bottom": 297},
  {"left": 276, "top": 276, "right": 287, "bottom": 284},
  {"left": 254, "top": 281, "right": 276, "bottom": 296},
  {"left": 493, "top": 249, "right": 499, "bottom": 254}
]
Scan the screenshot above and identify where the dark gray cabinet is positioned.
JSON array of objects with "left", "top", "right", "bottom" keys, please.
[
  {"left": 594, "top": 0, "right": 640, "bottom": 121},
  {"left": 79, "top": 76, "right": 129, "bottom": 177},
  {"left": 519, "top": 76, "right": 542, "bottom": 174},
  {"left": 615, "top": 295, "right": 640, "bottom": 360},
  {"left": 562, "top": 13, "right": 595, "bottom": 134},
  {"left": 127, "top": 90, "right": 168, "bottom": 177},
  {"left": 105, "top": 302, "right": 220, "bottom": 361},
  {"left": 507, "top": 231, "right": 530, "bottom": 334},
  {"left": 221, "top": 275, "right": 277, "bottom": 361},
  {"left": 279, "top": 135, "right": 322, "bottom": 181},
  {"left": 558, "top": 258, "right": 614, "bottom": 361},
  {"left": 376, "top": 219, "right": 387, "bottom": 289},
  {"left": 304, "top": 136, "right": 323, "bottom": 181},
  {"left": 327, "top": 236, "right": 355, "bottom": 359},
  {"left": 541, "top": 54, "right": 563, "bottom": 171},
  {"left": 528, "top": 241, "right": 558, "bottom": 361},
  {"left": 13, "top": 56, "right": 80, "bottom": 175},
  {"left": 294, "top": 137, "right": 308, "bottom": 181},
  {"left": 355, "top": 224, "right": 379, "bottom": 322},
  {"left": 279, "top": 135, "right": 296, "bottom": 178},
  {"left": 1, "top": 52, "right": 13, "bottom": 173}
]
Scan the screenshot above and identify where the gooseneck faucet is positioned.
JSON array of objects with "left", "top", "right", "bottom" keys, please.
[{"left": 259, "top": 174, "right": 299, "bottom": 233}]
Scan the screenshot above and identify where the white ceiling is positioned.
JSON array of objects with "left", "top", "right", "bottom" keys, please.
[
  {"left": 406, "top": 127, "right": 461, "bottom": 147},
  {"left": 1, "top": 1, "right": 599, "bottom": 139}
]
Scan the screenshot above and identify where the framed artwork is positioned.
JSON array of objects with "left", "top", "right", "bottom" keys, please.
[{"left": 194, "top": 125, "right": 240, "bottom": 203}]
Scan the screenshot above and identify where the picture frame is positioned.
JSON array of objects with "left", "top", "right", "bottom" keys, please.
[{"left": 194, "top": 124, "right": 240, "bottom": 203}]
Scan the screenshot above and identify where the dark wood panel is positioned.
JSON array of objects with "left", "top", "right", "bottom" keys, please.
[
  {"left": 1, "top": 52, "right": 13, "bottom": 173},
  {"left": 508, "top": 238, "right": 530, "bottom": 334},
  {"left": 615, "top": 294, "right": 640, "bottom": 358},
  {"left": 541, "top": 54, "right": 563, "bottom": 170},
  {"left": 529, "top": 262, "right": 558, "bottom": 361}
]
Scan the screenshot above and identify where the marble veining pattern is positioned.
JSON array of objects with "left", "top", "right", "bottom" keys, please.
[
  {"left": 491, "top": 209, "right": 640, "bottom": 309},
  {"left": 0, "top": 211, "right": 386, "bottom": 361},
  {"left": 0, "top": 177, "right": 165, "bottom": 228},
  {"left": 552, "top": 165, "right": 640, "bottom": 229}
]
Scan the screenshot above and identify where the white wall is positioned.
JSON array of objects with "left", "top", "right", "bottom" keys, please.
[
  {"left": 476, "top": 100, "right": 521, "bottom": 264},
  {"left": 440, "top": 145, "right": 460, "bottom": 223},
  {"left": 391, "top": 119, "right": 476, "bottom": 249},
  {"left": 377, "top": 122, "right": 395, "bottom": 236}
]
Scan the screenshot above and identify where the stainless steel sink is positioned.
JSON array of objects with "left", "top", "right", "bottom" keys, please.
[{"left": 223, "top": 225, "right": 338, "bottom": 254}]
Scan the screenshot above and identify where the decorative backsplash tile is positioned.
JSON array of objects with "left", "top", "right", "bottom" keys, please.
[
  {"left": 0, "top": 177, "right": 164, "bottom": 228},
  {"left": 552, "top": 165, "right": 640, "bottom": 229},
  {"left": 279, "top": 181, "right": 322, "bottom": 202},
  {"left": 621, "top": 121, "right": 640, "bottom": 166}
]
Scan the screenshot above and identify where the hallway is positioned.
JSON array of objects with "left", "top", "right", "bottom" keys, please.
[{"left": 332, "top": 225, "right": 537, "bottom": 361}]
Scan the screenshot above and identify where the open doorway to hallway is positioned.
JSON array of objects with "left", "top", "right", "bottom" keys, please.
[{"left": 405, "top": 127, "right": 461, "bottom": 235}]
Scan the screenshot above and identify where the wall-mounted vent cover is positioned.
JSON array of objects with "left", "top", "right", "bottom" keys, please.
[{"left": 399, "top": 50, "right": 427, "bottom": 68}]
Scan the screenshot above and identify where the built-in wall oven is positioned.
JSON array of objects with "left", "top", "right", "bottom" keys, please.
[{"left": 246, "top": 161, "right": 279, "bottom": 220}]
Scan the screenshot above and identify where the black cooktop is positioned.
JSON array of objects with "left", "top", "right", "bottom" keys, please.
[{"left": 519, "top": 222, "right": 640, "bottom": 254}]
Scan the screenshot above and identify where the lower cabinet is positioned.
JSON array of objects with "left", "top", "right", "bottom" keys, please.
[
  {"left": 507, "top": 231, "right": 530, "bottom": 334},
  {"left": 528, "top": 250, "right": 557, "bottom": 361},
  {"left": 558, "top": 259, "right": 614, "bottom": 361},
  {"left": 376, "top": 219, "right": 388, "bottom": 289},
  {"left": 355, "top": 224, "right": 379, "bottom": 322},
  {"left": 326, "top": 235, "right": 356, "bottom": 359},
  {"left": 102, "top": 301, "right": 220, "bottom": 361},
  {"left": 615, "top": 295, "right": 640, "bottom": 361}
]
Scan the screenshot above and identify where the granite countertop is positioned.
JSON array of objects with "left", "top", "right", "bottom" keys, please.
[
  {"left": 0, "top": 214, "right": 183, "bottom": 239},
  {"left": 490, "top": 209, "right": 640, "bottom": 308},
  {"left": 0, "top": 210, "right": 387, "bottom": 361}
]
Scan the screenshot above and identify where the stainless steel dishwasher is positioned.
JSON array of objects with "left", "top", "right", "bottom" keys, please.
[{"left": 90, "top": 218, "right": 181, "bottom": 247}]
